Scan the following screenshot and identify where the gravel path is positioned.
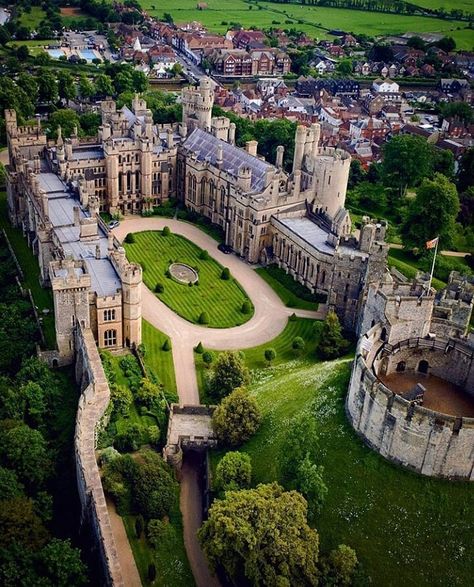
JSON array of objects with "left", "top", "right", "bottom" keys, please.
[{"left": 114, "top": 216, "right": 326, "bottom": 587}]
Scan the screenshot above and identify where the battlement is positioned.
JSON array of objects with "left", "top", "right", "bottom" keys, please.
[{"left": 50, "top": 259, "right": 91, "bottom": 290}]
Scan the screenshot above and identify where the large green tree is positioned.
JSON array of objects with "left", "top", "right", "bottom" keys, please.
[
  {"left": 401, "top": 173, "right": 460, "bottom": 251},
  {"left": 212, "top": 387, "right": 261, "bottom": 446},
  {"left": 214, "top": 451, "right": 251, "bottom": 493},
  {"left": 382, "top": 135, "right": 433, "bottom": 197},
  {"left": 199, "top": 483, "right": 319, "bottom": 586},
  {"left": 317, "top": 311, "right": 349, "bottom": 360},
  {"left": 457, "top": 147, "right": 474, "bottom": 193},
  {"left": 209, "top": 351, "right": 249, "bottom": 401}
]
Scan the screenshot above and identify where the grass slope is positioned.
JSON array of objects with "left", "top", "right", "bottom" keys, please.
[
  {"left": 255, "top": 266, "right": 320, "bottom": 311},
  {"left": 210, "top": 345, "right": 474, "bottom": 586},
  {"left": 124, "top": 230, "right": 253, "bottom": 328},
  {"left": 142, "top": 319, "right": 177, "bottom": 395},
  {"left": 0, "top": 192, "right": 55, "bottom": 347}
]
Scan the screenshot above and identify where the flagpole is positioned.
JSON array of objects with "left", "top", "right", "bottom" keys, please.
[{"left": 427, "top": 236, "right": 439, "bottom": 292}]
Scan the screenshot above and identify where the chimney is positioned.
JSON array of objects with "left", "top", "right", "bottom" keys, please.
[
  {"left": 276, "top": 145, "right": 284, "bottom": 169},
  {"left": 167, "top": 128, "right": 174, "bottom": 149},
  {"left": 95, "top": 244, "right": 101, "bottom": 260},
  {"left": 73, "top": 206, "right": 80, "bottom": 227},
  {"left": 229, "top": 122, "right": 236, "bottom": 145},
  {"left": 40, "top": 189, "right": 48, "bottom": 218},
  {"left": 216, "top": 144, "right": 223, "bottom": 168},
  {"left": 245, "top": 140, "right": 258, "bottom": 157}
]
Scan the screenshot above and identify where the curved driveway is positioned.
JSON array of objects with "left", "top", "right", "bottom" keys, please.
[
  {"left": 114, "top": 217, "right": 325, "bottom": 405},
  {"left": 114, "top": 216, "right": 325, "bottom": 587}
]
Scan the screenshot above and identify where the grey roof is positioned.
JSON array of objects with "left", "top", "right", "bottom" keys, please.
[
  {"left": 278, "top": 217, "right": 335, "bottom": 255},
  {"left": 71, "top": 146, "right": 105, "bottom": 160},
  {"left": 182, "top": 128, "right": 273, "bottom": 192},
  {"left": 38, "top": 173, "right": 66, "bottom": 194}
]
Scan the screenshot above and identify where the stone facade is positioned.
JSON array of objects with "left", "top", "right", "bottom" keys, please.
[{"left": 347, "top": 275, "right": 474, "bottom": 480}]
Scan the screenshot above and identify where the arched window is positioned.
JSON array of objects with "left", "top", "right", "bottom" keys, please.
[
  {"left": 104, "top": 329, "right": 117, "bottom": 347},
  {"left": 396, "top": 361, "right": 406, "bottom": 372},
  {"left": 200, "top": 178, "right": 206, "bottom": 205},
  {"left": 418, "top": 360, "right": 429, "bottom": 375}
]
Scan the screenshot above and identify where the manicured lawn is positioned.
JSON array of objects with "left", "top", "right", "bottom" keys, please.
[
  {"left": 142, "top": 319, "right": 177, "bottom": 396},
  {"left": 210, "top": 348, "right": 474, "bottom": 585},
  {"left": 0, "top": 192, "right": 56, "bottom": 348},
  {"left": 255, "top": 265, "right": 320, "bottom": 311},
  {"left": 124, "top": 230, "right": 253, "bottom": 328},
  {"left": 123, "top": 488, "right": 194, "bottom": 587},
  {"left": 196, "top": 317, "right": 323, "bottom": 402}
]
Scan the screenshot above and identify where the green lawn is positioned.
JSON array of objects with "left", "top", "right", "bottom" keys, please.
[
  {"left": 18, "top": 6, "right": 46, "bottom": 28},
  {"left": 196, "top": 317, "right": 323, "bottom": 402},
  {"left": 255, "top": 265, "right": 320, "bottom": 311},
  {"left": 124, "top": 230, "right": 253, "bottom": 328},
  {"left": 142, "top": 319, "right": 177, "bottom": 396},
  {"left": 209, "top": 342, "right": 474, "bottom": 585},
  {"left": 138, "top": 0, "right": 471, "bottom": 47},
  {"left": 0, "top": 192, "right": 56, "bottom": 348},
  {"left": 123, "top": 488, "right": 195, "bottom": 587}
]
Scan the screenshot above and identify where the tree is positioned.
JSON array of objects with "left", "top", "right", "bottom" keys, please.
[
  {"left": 264, "top": 348, "right": 276, "bottom": 365},
  {"left": 199, "top": 249, "right": 209, "bottom": 260},
  {"left": 401, "top": 173, "right": 460, "bottom": 251},
  {"left": 17, "top": 73, "right": 39, "bottom": 105},
  {"left": 215, "top": 451, "right": 251, "bottom": 492},
  {"left": 0, "top": 496, "right": 49, "bottom": 550},
  {"left": 459, "top": 186, "right": 474, "bottom": 227},
  {"left": 155, "top": 282, "right": 164, "bottom": 293},
  {"left": 162, "top": 226, "right": 171, "bottom": 236},
  {"left": 48, "top": 109, "right": 80, "bottom": 139},
  {"left": 458, "top": 148, "right": 474, "bottom": 193},
  {"left": 199, "top": 483, "right": 319, "bottom": 586},
  {"left": 38, "top": 69, "right": 58, "bottom": 104},
  {"left": 317, "top": 310, "right": 348, "bottom": 360},
  {"left": 202, "top": 351, "right": 213, "bottom": 368},
  {"left": 162, "top": 338, "right": 171, "bottom": 351},
  {"left": 348, "top": 159, "right": 366, "bottom": 189},
  {"left": 337, "top": 59, "right": 352, "bottom": 76},
  {"left": 241, "top": 300, "right": 251, "bottom": 314},
  {"left": 212, "top": 387, "right": 261, "bottom": 446},
  {"left": 37, "top": 539, "right": 87, "bottom": 587},
  {"left": 437, "top": 36, "right": 456, "bottom": 53},
  {"left": 407, "top": 36, "right": 426, "bottom": 50},
  {"left": 78, "top": 75, "right": 94, "bottom": 100},
  {"left": 280, "top": 412, "right": 319, "bottom": 481},
  {"left": 79, "top": 112, "right": 101, "bottom": 137},
  {"left": 433, "top": 148, "right": 454, "bottom": 179},
  {"left": 57, "top": 71, "right": 76, "bottom": 104},
  {"left": 220, "top": 267, "right": 230, "bottom": 280},
  {"left": 94, "top": 74, "right": 114, "bottom": 98},
  {"left": 16, "top": 45, "right": 29, "bottom": 61},
  {"left": 0, "top": 421, "right": 52, "bottom": 486},
  {"left": 111, "top": 384, "right": 133, "bottom": 417},
  {"left": 440, "top": 102, "right": 473, "bottom": 126},
  {"left": 0, "top": 466, "right": 24, "bottom": 501},
  {"left": 326, "top": 544, "right": 358, "bottom": 586},
  {"left": 208, "top": 351, "right": 250, "bottom": 401},
  {"left": 198, "top": 311, "right": 209, "bottom": 325},
  {"left": 295, "top": 455, "right": 327, "bottom": 517},
  {"left": 382, "top": 135, "right": 433, "bottom": 197},
  {"left": 292, "top": 336, "right": 305, "bottom": 353},
  {"left": 136, "top": 378, "right": 161, "bottom": 407},
  {"left": 195, "top": 342, "right": 204, "bottom": 354}
]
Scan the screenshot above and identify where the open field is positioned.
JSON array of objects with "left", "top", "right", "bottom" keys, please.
[
  {"left": 138, "top": 0, "right": 472, "bottom": 48},
  {"left": 124, "top": 230, "right": 253, "bottom": 328},
  {"left": 410, "top": 0, "right": 473, "bottom": 12},
  {"left": 208, "top": 325, "right": 474, "bottom": 586}
]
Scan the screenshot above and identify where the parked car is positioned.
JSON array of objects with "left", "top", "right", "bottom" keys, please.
[
  {"left": 108, "top": 220, "right": 120, "bottom": 230},
  {"left": 218, "top": 243, "right": 232, "bottom": 254}
]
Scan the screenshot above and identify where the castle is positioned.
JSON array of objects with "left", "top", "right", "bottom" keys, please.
[{"left": 6, "top": 77, "right": 389, "bottom": 354}]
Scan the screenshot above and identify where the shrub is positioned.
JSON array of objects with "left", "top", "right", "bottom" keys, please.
[
  {"left": 289, "top": 312, "right": 297, "bottom": 322},
  {"left": 292, "top": 336, "right": 305, "bottom": 352},
  {"left": 155, "top": 282, "right": 164, "bottom": 293},
  {"left": 124, "top": 233, "right": 135, "bottom": 244},
  {"left": 198, "top": 311, "right": 209, "bottom": 325},
  {"left": 132, "top": 450, "right": 178, "bottom": 519},
  {"left": 147, "top": 518, "right": 176, "bottom": 549},
  {"left": 221, "top": 267, "right": 230, "bottom": 280},
  {"left": 199, "top": 249, "right": 209, "bottom": 260},
  {"left": 215, "top": 451, "right": 252, "bottom": 492},
  {"left": 241, "top": 300, "right": 251, "bottom": 314},
  {"left": 114, "top": 423, "right": 142, "bottom": 452},
  {"left": 165, "top": 269, "right": 171, "bottom": 278},
  {"left": 136, "top": 379, "right": 162, "bottom": 407},
  {"left": 162, "top": 338, "right": 172, "bottom": 351},
  {"left": 188, "top": 281, "right": 193, "bottom": 287},
  {"left": 162, "top": 226, "right": 171, "bottom": 236},
  {"left": 147, "top": 425, "right": 161, "bottom": 447},
  {"left": 212, "top": 387, "right": 261, "bottom": 446},
  {"left": 135, "top": 515, "right": 144, "bottom": 538},
  {"left": 317, "top": 311, "right": 349, "bottom": 360},
  {"left": 111, "top": 384, "right": 133, "bottom": 418},
  {"left": 202, "top": 351, "right": 213, "bottom": 368},
  {"left": 99, "top": 446, "right": 121, "bottom": 466},
  {"left": 194, "top": 342, "right": 204, "bottom": 354},
  {"left": 264, "top": 348, "right": 276, "bottom": 365}
]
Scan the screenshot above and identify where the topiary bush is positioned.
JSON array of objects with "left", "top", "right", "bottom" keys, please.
[
  {"left": 202, "top": 351, "right": 213, "bottom": 368},
  {"left": 162, "top": 338, "right": 171, "bottom": 351},
  {"left": 124, "top": 233, "right": 135, "bottom": 244},
  {"left": 155, "top": 282, "right": 164, "bottom": 293},
  {"left": 289, "top": 312, "right": 297, "bottom": 322},
  {"left": 221, "top": 267, "right": 230, "bottom": 280},
  {"left": 292, "top": 336, "right": 305, "bottom": 352},
  {"left": 162, "top": 226, "right": 171, "bottom": 236},
  {"left": 198, "top": 311, "right": 209, "bottom": 325},
  {"left": 194, "top": 342, "right": 204, "bottom": 354},
  {"left": 199, "top": 249, "right": 209, "bottom": 260},
  {"left": 241, "top": 300, "right": 251, "bottom": 314}
]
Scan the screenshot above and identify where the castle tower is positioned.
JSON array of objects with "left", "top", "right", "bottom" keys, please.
[
  {"left": 292, "top": 125, "right": 307, "bottom": 173},
  {"left": 120, "top": 254, "right": 142, "bottom": 348},
  {"left": 181, "top": 77, "right": 214, "bottom": 133},
  {"left": 312, "top": 147, "right": 351, "bottom": 217},
  {"left": 50, "top": 259, "right": 92, "bottom": 359}
]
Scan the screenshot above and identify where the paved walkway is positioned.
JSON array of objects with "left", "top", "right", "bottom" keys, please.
[{"left": 114, "top": 216, "right": 325, "bottom": 587}]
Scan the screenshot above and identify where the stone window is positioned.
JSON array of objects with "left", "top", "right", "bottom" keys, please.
[
  {"left": 104, "top": 329, "right": 117, "bottom": 347},
  {"left": 104, "top": 309, "right": 116, "bottom": 322}
]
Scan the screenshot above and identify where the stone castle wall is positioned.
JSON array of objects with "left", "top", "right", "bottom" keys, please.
[
  {"left": 74, "top": 326, "right": 124, "bottom": 586},
  {"left": 346, "top": 325, "right": 474, "bottom": 480}
]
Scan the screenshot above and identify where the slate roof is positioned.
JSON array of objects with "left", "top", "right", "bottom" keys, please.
[{"left": 182, "top": 128, "right": 273, "bottom": 192}]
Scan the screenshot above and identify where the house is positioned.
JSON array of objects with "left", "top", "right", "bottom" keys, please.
[
  {"left": 232, "top": 29, "right": 266, "bottom": 50},
  {"left": 361, "top": 62, "right": 370, "bottom": 76},
  {"left": 328, "top": 45, "right": 344, "bottom": 58},
  {"left": 314, "top": 60, "right": 327, "bottom": 75},
  {"left": 372, "top": 78, "right": 400, "bottom": 93}
]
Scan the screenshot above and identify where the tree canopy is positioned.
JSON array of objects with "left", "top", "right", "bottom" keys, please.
[
  {"left": 212, "top": 387, "right": 261, "bottom": 446},
  {"left": 199, "top": 482, "right": 319, "bottom": 586},
  {"left": 382, "top": 135, "right": 433, "bottom": 197},
  {"left": 215, "top": 451, "right": 252, "bottom": 493},
  {"left": 208, "top": 351, "right": 250, "bottom": 401}
]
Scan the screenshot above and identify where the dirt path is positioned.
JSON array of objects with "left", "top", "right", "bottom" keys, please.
[
  {"left": 113, "top": 217, "right": 326, "bottom": 586},
  {"left": 106, "top": 498, "right": 142, "bottom": 587}
]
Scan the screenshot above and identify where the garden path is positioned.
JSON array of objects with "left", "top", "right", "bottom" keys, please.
[{"left": 114, "top": 216, "right": 325, "bottom": 587}]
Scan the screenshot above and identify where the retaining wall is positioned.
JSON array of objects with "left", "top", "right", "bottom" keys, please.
[
  {"left": 346, "top": 326, "right": 474, "bottom": 480},
  {"left": 74, "top": 326, "right": 124, "bottom": 586}
]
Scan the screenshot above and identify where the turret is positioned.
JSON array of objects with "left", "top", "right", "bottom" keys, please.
[
  {"left": 238, "top": 166, "right": 252, "bottom": 192},
  {"left": 293, "top": 125, "right": 307, "bottom": 173},
  {"left": 276, "top": 145, "right": 284, "bottom": 169}
]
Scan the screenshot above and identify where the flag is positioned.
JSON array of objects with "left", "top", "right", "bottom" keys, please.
[{"left": 426, "top": 237, "right": 439, "bottom": 250}]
